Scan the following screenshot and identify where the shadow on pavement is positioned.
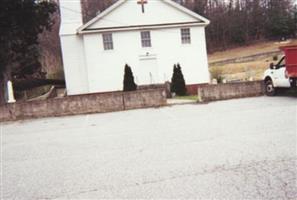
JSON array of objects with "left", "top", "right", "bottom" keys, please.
[{"left": 277, "top": 88, "right": 297, "bottom": 97}]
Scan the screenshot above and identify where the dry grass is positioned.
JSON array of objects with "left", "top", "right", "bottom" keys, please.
[
  {"left": 208, "top": 39, "right": 297, "bottom": 63},
  {"left": 208, "top": 39, "right": 297, "bottom": 81},
  {"left": 210, "top": 58, "right": 273, "bottom": 81}
]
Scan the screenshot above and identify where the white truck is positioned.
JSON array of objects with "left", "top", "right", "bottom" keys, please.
[{"left": 263, "top": 46, "right": 297, "bottom": 96}]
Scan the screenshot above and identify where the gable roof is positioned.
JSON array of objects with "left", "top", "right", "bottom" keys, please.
[{"left": 77, "top": 0, "right": 210, "bottom": 34}]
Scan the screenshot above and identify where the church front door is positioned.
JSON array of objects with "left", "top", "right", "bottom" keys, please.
[{"left": 138, "top": 56, "right": 159, "bottom": 85}]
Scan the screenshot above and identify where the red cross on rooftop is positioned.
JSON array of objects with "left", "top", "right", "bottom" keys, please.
[{"left": 137, "top": 0, "right": 148, "bottom": 13}]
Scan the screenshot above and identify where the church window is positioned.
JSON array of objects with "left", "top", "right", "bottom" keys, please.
[
  {"left": 102, "top": 33, "right": 113, "bottom": 50},
  {"left": 141, "top": 31, "right": 151, "bottom": 47},
  {"left": 181, "top": 28, "right": 191, "bottom": 44}
]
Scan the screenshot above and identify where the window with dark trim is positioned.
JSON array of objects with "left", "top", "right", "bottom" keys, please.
[
  {"left": 141, "top": 31, "right": 151, "bottom": 47},
  {"left": 102, "top": 33, "right": 113, "bottom": 50},
  {"left": 181, "top": 28, "right": 191, "bottom": 44}
]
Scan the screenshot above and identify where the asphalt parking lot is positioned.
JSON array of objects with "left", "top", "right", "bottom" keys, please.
[{"left": 1, "top": 96, "right": 297, "bottom": 199}]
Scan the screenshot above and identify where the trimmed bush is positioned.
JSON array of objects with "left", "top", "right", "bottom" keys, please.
[
  {"left": 171, "top": 63, "right": 187, "bottom": 96},
  {"left": 123, "top": 64, "right": 137, "bottom": 91}
]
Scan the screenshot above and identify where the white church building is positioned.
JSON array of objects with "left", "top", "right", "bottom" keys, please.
[{"left": 59, "top": 0, "right": 210, "bottom": 95}]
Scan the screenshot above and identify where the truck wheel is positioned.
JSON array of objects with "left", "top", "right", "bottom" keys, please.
[{"left": 265, "top": 80, "right": 276, "bottom": 96}]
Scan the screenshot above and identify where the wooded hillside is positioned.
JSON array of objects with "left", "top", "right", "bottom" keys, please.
[{"left": 179, "top": 0, "right": 296, "bottom": 52}]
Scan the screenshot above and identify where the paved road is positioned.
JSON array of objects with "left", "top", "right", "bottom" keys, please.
[{"left": 1, "top": 97, "right": 297, "bottom": 199}]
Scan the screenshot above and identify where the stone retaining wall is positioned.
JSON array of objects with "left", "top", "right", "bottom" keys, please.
[
  {"left": 197, "top": 81, "right": 265, "bottom": 102},
  {"left": 0, "top": 89, "right": 167, "bottom": 122}
]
